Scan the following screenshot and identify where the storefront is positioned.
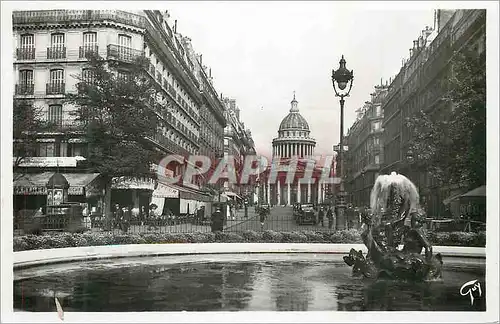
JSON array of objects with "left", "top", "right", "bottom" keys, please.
[
  {"left": 13, "top": 172, "right": 102, "bottom": 215},
  {"left": 110, "top": 176, "right": 155, "bottom": 214}
]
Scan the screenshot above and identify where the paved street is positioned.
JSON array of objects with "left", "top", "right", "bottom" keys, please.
[{"left": 225, "top": 206, "right": 333, "bottom": 232}]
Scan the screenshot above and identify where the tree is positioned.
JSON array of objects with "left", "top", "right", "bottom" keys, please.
[
  {"left": 405, "top": 48, "right": 486, "bottom": 189},
  {"left": 13, "top": 99, "right": 48, "bottom": 180},
  {"left": 66, "top": 53, "right": 164, "bottom": 179}
]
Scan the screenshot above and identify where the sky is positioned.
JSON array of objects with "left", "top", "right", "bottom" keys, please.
[{"left": 162, "top": 2, "right": 435, "bottom": 157}]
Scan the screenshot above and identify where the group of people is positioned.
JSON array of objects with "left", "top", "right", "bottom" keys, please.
[
  {"left": 317, "top": 206, "right": 335, "bottom": 228},
  {"left": 110, "top": 203, "right": 169, "bottom": 232}
]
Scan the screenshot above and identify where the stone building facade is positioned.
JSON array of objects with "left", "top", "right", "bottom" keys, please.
[
  {"left": 12, "top": 10, "right": 229, "bottom": 217},
  {"left": 344, "top": 83, "right": 388, "bottom": 208},
  {"left": 380, "top": 9, "right": 486, "bottom": 217},
  {"left": 222, "top": 98, "right": 257, "bottom": 202}
]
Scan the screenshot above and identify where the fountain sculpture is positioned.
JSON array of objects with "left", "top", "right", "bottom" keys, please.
[{"left": 343, "top": 172, "right": 443, "bottom": 281}]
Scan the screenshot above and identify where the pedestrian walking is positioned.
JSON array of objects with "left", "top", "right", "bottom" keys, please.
[
  {"left": 211, "top": 207, "right": 223, "bottom": 232},
  {"left": 120, "top": 206, "right": 131, "bottom": 233},
  {"left": 318, "top": 207, "right": 325, "bottom": 227},
  {"left": 147, "top": 204, "right": 159, "bottom": 231},
  {"left": 113, "top": 203, "right": 123, "bottom": 231},
  {"left": 327, "top": 207, "right": 334, "bottom": 229},
  {"left": 259, "top": 206, "right": 268, "bottom": 230}
]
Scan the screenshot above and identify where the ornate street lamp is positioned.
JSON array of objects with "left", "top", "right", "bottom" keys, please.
[{"left": 331, "top": 55, "right": 354, "bottom": 230}]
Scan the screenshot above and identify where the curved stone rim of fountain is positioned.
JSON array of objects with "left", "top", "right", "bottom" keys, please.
[{"left": 13, "top": 243, "right": 485, "bottom": 270}]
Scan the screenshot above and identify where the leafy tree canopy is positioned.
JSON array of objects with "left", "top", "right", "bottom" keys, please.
[
  {"left": 405, "top": 48, "right": 486, "bottom": 189},
  {"left": 66, "top": 53, "right": 164, "bottom": 178},
  {"left": 13, "top": 99, "right": 47, "bottom": 171}
]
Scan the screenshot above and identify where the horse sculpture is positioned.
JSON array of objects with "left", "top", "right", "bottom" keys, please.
[{"left": 343, "top": 172, "right": 443, "bottom": 281}]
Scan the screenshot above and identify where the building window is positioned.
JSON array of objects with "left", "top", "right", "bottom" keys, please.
[
  {"left": 80, "top": 32, "right": 98, "bottom": 58},
  {"left": 47, "top": 33, "right": 66, "bottom": 59},
  {"left": 17, "top": 69, "right": 34, "bottom": 95},
  {"left": 51, "top": 33, "right": 65, "bottom": 47},
  {"left": 118, "top": 34, "right": 132, "bottom": 48},
  {"left": 67, "top": 143, "right": 86, "bottom": 157},
  {"left": 20, "top": 34, "right": 35, "bottom": 48},
  {"left": 37, "top": 142, "right": 55, "bottom": 157},
  {"left": 374, "top": 154, "right": 380, "bottom": 165},
  {"left": 47, "top": 69, "right": 65, "bottom": 94},
  {"left": 81, "top": 68, "right": 95, "bottom": 83},
  {"left": 18, "top": 34, "right": 35, "bottom": 60},
  {"left": 47, "top": 105, "right": 63, "bottom": 125},
  {"left": 83, "top": 32, "right": 97, "bottom": 47}
]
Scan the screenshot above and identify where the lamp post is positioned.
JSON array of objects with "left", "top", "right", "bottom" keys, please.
[
  {"left": 361, "top": 167, "right": 366, "bottom": 208},
  {"left": 216, "top": 150, "right": 225, "bottom": 203},
  {"left": 406, "top": 148, "right": 420, "bottom": 201},
  {"left": 331, "top": 55, "right": 354, "bottom": 230}
]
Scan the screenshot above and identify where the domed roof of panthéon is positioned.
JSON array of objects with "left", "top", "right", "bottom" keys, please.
[{"left": 278, "top": 93, "right": 310, "bottom": 131}]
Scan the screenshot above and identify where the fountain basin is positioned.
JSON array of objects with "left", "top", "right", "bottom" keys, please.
[{"left": 13, "top": 244, "right": 486, "bottom": 313}]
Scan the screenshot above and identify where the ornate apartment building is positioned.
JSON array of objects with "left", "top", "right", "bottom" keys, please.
[
  {"left": 12, "top": 10, "right": 228, "bottom": 216},
  {"left": 344, "top": 83, "right": 388, "bottom": 208},
  {"left": 222, "top": 98, "right": 257, "bottom": 201},
  {"left": 380, "top": 9, "right": 486, "bottom": 217}
]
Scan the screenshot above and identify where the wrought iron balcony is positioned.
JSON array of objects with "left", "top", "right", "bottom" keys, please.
[
  {"left": 45, "top": 118, "right": 84, "bottom": 132},
  {"left": 15, "top": 83, "right": 34, "bottom": 95},
  {"left": 46, "top": 82, "right": 65, "bottom": 95},
  {"left": 47, "top": 46, "right": 66, "bottom": 60},
  {"left": 150, "top": 132, "right": 189, "bottom": 157},
  {"left": 79, "top": 45, "right": 99, "bottom": 59},
  {"left": 13, "top": 10, "right": 146, "bottom": 29},
  {"left": 107, "top": 44, "right": 144, "bottom": 63},
  {"left": 16, "top": 47, "right": 35, "bottom": 60}
]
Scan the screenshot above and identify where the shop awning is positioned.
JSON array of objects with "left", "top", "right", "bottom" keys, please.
[
  {"left": 165, "top": 183, "right": 213, "bottom": 202},
  {"left": 14, "top": 172, "right": 100, "bottom": 196},
  {"left": 443, "top": 185, "right": 486, "bottom": 205},
  {"left": 111, "top": 176, "right": 155, "bottom": 190},
  {"left": 460, "top": 185, "right": 486, "bottom": 198}
]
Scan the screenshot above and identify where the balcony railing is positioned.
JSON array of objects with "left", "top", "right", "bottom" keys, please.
[
  {"left": 46, "top": 82, "right": 65, "bottom": 95},
  {"left": 107, "top": 44, "right": 144, "bottom": 63},
  {"left": 45, "top": 118, "right": 83, "bottom": 132},
  {"left": 79, "top": 45, "right": 99, "bottom": 59},
  {"left": 151, "top": 132, "right": 189, "bottom": 157},
  {"left": 15, "top": 83, "right": 34, "bottom": 95},
  {"left": 16, "top": 47, "right": 35, "bottom": 60},
  {"left": 13, "top": 10, "right": 146, "bottom": 29},
  {"left": 47, "top": 46, "right": 66, "bottom": 59}
]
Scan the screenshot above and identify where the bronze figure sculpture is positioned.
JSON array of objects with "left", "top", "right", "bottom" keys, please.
[{"left": 343, "top": 172, "right": 443, "bottom": 281}]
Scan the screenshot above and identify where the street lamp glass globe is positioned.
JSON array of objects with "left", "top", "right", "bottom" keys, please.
[{"left": 337, "top": 81, "right": 348, "bottom": 90}]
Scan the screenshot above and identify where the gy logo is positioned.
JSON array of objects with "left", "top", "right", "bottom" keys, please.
[{"left": 460, "top": 279, "right": 482, "bottom": 306}]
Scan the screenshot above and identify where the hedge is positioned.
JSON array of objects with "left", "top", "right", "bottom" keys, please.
[{"left": 12, "top": 230, "right": 486, "bottom": 252}]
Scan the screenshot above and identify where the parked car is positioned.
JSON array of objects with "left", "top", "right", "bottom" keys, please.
[{"left": 296, "top": 203, "right": 316, "bottom": 225}]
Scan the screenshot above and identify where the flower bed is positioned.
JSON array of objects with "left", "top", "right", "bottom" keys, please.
[{"left": 12, "top": 230, "right": 486, "bottom": 252}]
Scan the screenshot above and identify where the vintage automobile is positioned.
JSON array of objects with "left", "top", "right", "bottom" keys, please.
[{"left": 296, "top": 203, "right": 316, "bottom": 225}]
